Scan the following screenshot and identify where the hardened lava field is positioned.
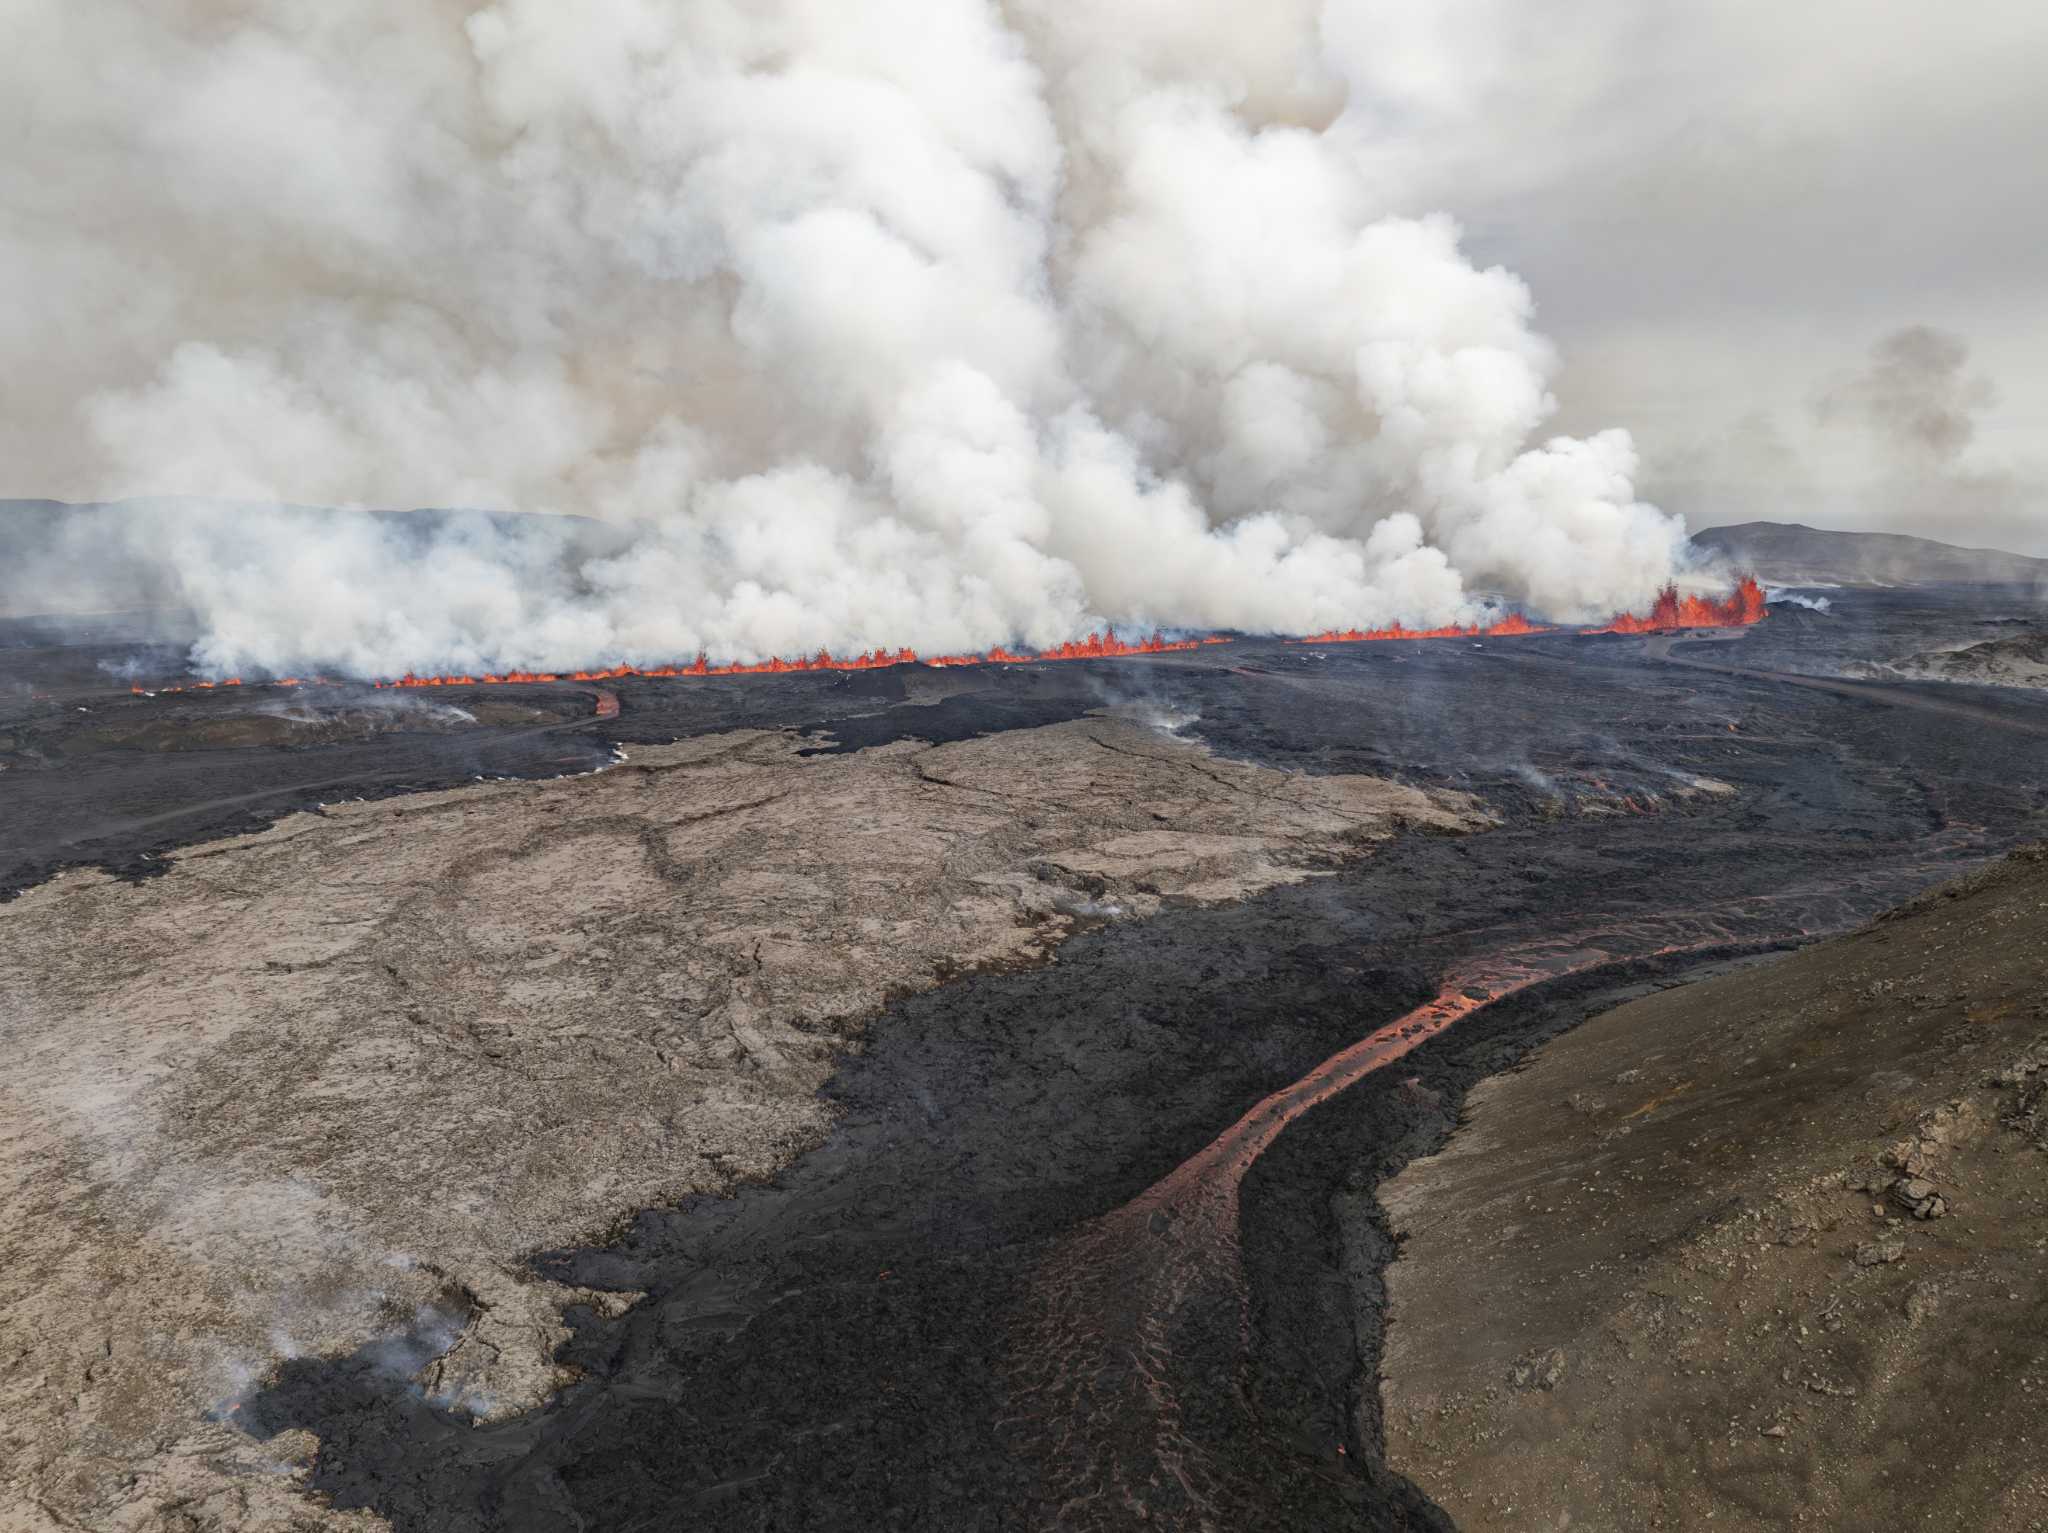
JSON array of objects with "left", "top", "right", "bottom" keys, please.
[{"left": 3, "top": 590, "right": 2045, "bottom": 1531}]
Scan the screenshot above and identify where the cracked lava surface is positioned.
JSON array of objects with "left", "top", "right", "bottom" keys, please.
[
  {"left": 3, "top": 594, "right": 2045, "bottom": 1531},
  {"left": 0, "top": 715, "right": 1475, "bottom": 1530}
]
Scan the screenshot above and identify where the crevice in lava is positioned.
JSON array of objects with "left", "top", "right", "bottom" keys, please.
[
  {"left": 910, "top": 757, "right": 1033, "bottom": 802},
  {"left": 1080, "top": 726, "right": 1276, "bottom": 804}
]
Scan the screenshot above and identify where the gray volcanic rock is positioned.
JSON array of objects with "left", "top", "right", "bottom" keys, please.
[
  {"left": 1693, "top": 520, "right": 2048, "bottom": 588},
  {"left": 1859, "top": 629, "right": 2048, "bottom": 691},
  {"left": 7, "top": 589, "right": 2046, "bottom": 1532},
  {"left": 0, "top": 716, "right": 1478, "bottom": 1531}
]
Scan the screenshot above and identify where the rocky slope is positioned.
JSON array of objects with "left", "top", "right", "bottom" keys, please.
[
  {"left": 1380, "top": 846, "right": 2048, "bottom": 1530},
  {"left": 1694, "top": 520, "right": 2047, "bottom": 588}
]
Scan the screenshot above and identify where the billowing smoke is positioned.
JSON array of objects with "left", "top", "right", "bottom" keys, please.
[
  {"left": 1812, "top": 327, "right": 1998, "bottom": 469},
  {"left": 1802, "top": 326, "right": 2029, "bottom": 554},
  {"left": 3, "top": 1, "right": 1698, "bottom": 678}
]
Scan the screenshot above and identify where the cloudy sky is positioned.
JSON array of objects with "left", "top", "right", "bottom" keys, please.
[
  {"left": 7, "top": 0, "right": 2043, "bottom": 601},
  {"left": 1329, "top": 0, "right": 2048, "bottom": 554}
]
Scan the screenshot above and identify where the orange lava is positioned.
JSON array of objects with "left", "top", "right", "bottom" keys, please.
[
  {"left": 927, "top": 630, "right": 1207, "bottom": 668},
  {"left": 361, "top": 630, "right": 1209, "bottom": 690},
  {"left": 120, "top": 577, "right": 1761, "bottom": 700},
  {"left": 1593, "top": 574, "right": 1767, "bottom": 634},
  {"left": 1295, "top": 612, "right": 1551, "bottom": 645},
  {"left": 130, "top": 678, "right": 243, "bottom": 695},
  {"left": 1291, "top": 574, "right": 1765, "bottom": 648}
]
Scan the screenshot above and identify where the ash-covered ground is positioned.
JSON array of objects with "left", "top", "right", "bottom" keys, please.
[
  {"left": 3, "top": 588, "right": 2045, "bottom": 1531},
  {"left": 1379, "top": 845, "right": 2048, "bottom": 1530}
]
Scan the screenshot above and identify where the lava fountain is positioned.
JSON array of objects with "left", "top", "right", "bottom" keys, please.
[
  {"left": 1592, "top": 576, "right": 1767, "bottom": 635},
  {"left": 123, "top": 576, "right": 1761, "bottom": 698}
]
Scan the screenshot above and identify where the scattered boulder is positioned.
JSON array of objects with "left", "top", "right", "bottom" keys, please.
[
  {"left": 1884, "top": 1100, "right": 1988, "bottom": 1178},
  {"left": 1921, "top": 1100, "right": 1985, "bottom": 1148},
  {"left": 1995, "top": 1050, "right": 2048, "bottom": 1145},
  {"left": 1509, "top": 1347, "right": 1570, "bottom": 1391},
  {"left": 1854, "top": 1236, "right": 1907, "bottom": 1267},
  {"left": 1904, "top": 1280, "right": 1943, "bottom": 1324},
  {"left": 1990, "top": 1047, "right": 2047, "bottom": 1091},
  {"left": 1890, "top": 1176, "right": 1949, "bottom": 1220},
  {"left": 1882, "top": 1138, "right": 1930, "bottom": 1178}
]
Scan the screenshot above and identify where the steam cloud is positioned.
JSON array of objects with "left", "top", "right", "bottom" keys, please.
[
  {"left": 1766, "top": 588, "right": 1834, "bottom": 613},
  {"left": 5, "top": 1, "right": 1700, "bottom": 678},
  {"left": 1813, "top": 327, "right": 1998, "bottom": 470}
]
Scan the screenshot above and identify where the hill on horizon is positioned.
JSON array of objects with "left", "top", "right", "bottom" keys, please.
[{"left": 1694, "top": 520, "right": 2048, "bottom": 588}]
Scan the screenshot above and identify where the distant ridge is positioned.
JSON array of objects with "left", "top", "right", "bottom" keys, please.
[{"left": 1694, "top": 521, "right": 2048, "bottom": 587}]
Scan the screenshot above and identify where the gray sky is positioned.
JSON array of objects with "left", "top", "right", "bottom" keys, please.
[
  {"left": 1325, "top": 0, "right": 2048, "bottom": 555},
  {"left": 7, "top": 0, "right": 2042, "bottom": 601}
]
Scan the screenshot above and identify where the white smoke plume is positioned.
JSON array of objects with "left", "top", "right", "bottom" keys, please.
[
  {"left": 3, "top": 1, "right": 1699, "bottom": 678},
  {"left": 1766, "top": 588, "right": 1834, "bottom": 613}
]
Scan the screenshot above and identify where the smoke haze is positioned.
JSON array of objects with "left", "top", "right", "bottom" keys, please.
[
  {"left": 1663, "top": 326, "right": 2037, "bottom": 562},
  {"left": 1813, "top": 327, "right": 1996, "bottom": 467},
  {"left": 2, "top": 1, "right": 1702, "bottom": 677},
  {"left": 1323, "top": 1, "right": 2048, "bottom": 557}
]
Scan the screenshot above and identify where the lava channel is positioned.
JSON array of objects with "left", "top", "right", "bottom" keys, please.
[{"left": 995, "top": 856, "right": 1966, "bottom": 1530}]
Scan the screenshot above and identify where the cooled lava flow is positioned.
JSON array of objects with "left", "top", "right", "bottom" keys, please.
[{"left": 997, "top": 860, "right": 1951, "bottom": 1530}]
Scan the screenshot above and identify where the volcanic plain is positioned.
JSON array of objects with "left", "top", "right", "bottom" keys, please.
[{"left": 2, "top": 587, "right": 2045, "bottom": 1531}]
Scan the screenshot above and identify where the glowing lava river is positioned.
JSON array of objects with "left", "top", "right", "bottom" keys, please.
[{"left": 214, "top": 602, "right": 2048, "bottom": 1533}]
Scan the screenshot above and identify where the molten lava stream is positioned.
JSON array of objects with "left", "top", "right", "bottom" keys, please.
[
  {"left": 130, "top": 629, "right": 1225, "bottom": 698},
  {"left": 1296, "top": 612, "right": 1551, "bottom": 645},
  {"left": 995, "top": 871, "right": 1946, "bottom": 1530},
  {"left": 126, "top": 576, "right": 1765, "bottom": 700},
  {"left": 1292, "top": 574, "right": 1764, "bottom": 648},
  {"left": 1593, "top": 575, "right": 1768, "bottom": 634},
  {"left": 363, "top": 629, "right": 1212, "bottom": 691}
]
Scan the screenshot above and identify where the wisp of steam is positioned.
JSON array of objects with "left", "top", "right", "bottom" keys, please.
[
  {"left": 1766, "top": 587, "right": 1835, "bottom": 613},
  {"left": 5, "top": 2, "right": 1708, "bottom": 679}
]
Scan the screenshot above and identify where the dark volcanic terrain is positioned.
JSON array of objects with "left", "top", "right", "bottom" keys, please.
[{"left": 4, "top": 585, "right": 2046, "bottom": 1531}]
